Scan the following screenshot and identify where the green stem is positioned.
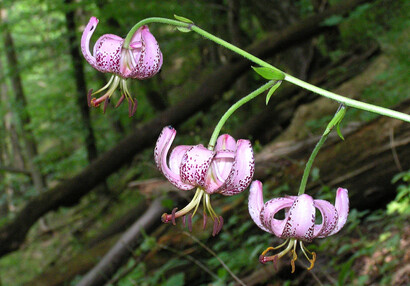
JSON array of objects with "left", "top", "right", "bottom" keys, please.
[
  {"left": 207, "top": 81, "right": 276, "bottom": 149},
  {"left": 298, "top": 107, "right": 344, "bottom": 195},
  {"left": 124, "top": 17, "right": 410, "bottom": 123}
]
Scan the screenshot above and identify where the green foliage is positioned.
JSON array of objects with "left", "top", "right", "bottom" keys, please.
[{"left": 387, "top": 170, "right": 410, "bottom": 215}]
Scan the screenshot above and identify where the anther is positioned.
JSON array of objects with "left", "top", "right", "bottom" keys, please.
[
  {"left": 115, "top": 94, "right": 125, "bottom": 108},
  {"left": 182, "top": 215, "right": 186, "bottom": 227},
  {"left": 216, "top": 216, "right": 224, "bottom": 235},
  {"left": 212, "top": 217, "right": 218, "bottom": 237},
  {"left": 103, "top": 98, "right": 109, "bottom": 114},
  {"left": 171, "top": 207, "right": 177, "bottom": 225},
  {"left": 130, "top": 98, "right": 138, "bottom": 117}
]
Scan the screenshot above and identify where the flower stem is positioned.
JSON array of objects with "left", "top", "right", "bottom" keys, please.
[
  {"left": 207, "top": 81, "right": 277, "bottom": 149},
  {"left": 124, "top": 17, "right": 410, "bottom": 123},
  {"left": 298, "top": 106, "right": 345, "bottom": 195}
]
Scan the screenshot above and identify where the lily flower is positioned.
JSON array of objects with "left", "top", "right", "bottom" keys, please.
[
  {"left": 248, "top": 180, "right": 349, "bottom": 272},
  {"left": 81, "top": 17, "right": 163, "bottom": 116},
  {"left": 154, "top": 126, "right": 255, "bottom": 235}
]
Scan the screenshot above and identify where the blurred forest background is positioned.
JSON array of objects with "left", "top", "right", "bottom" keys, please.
[{"left": 0, "top": 0, "right": 409, "bottom": 285}]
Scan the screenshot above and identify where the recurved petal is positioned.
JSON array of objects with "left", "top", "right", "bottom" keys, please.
[
  {"left": 214, "top": 134, "right": 237, "bottom": 152},
  {"left": 93, "top": 34, "right": 124, "bottom": 74},
  {"left": 154, "top": 127, "right": 194, "bottom": 190},
  {"left": 282, "top": 194, "right": 316, "bottom": 242},
  {"left": 248, "top": 181, "right": 270, "bottom": 233},
  {"left": 81, "top": 17, "right": 99, "bottom": 69},
  {"left": 180, "top": 145, "right": 215, "bottom": 187},
  {"left": 329, "top": 188, "right": 349, "bottom": 235},
  {"left": 313, "top": 199, "right": 338, "bottom": 238},
  {"left": 130, "top": 26, "right": 163, "bottom": 79},
  {"left": 218, "top": 139, "right": 255, "bottom": 196},
  {"left": 260, "top": 197, "right": 294, "bottom": 236},
  {"left": 205, "top": 150, "right": 235, "bottom": 194},
  {"left": 169, "top": 145, "right": 191, "bottom": 175}
]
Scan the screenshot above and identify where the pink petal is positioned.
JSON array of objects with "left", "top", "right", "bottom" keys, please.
[
  {"left": 282, "top": 194, "right": 316, "bottom": 242},
  {"left": 180, "top": 145, "right": 214, "bottom": 188},
  {"left": 129, "top": 26, "right": 163, "bottom": 79},
  {"left": 93, "top": 34, "right": 123, "bottom": 74},
  {"left": 205, "top": 150, "right": 235, "bottom": 194},
  {"left": 218, "top": 140, "right": 255, "bottom": 196},
  {"left": 214, "top": 134, "right": 237, "bottom": 152},
  {"left": 313, "top": 199, "right": 338, "bottom": 238},
  {"left": 154, "top": 127, "right": 194, "bottom": 190},
  {"left": 248, "top": 181, "right": 270, "bottom": 233},
  {"left": 260, "top": 197, "right": 294, "bottom": 236},
  {"left": 169, "top": 145, "right": 191, "bottom": 175},
  {"left": 329, "top": 188, "right": 349, "bottom": 235},
  {"left": 81, "top": 17, "right": 99, "bottom": 69}
]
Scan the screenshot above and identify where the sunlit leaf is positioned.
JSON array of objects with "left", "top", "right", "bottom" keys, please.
[
  {"left": 252, "top": 66, "right": 285, "bottom": 80},
  {"left": 266, "top": 81, "right": 282, "bottom": 105},
  {"left": 174, "top": 14, "right": 194, "bottom": 24}
]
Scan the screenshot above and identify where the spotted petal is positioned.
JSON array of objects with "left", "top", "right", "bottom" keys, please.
[
  {"left": 154, "top": 126, "right": 194, "bottom": 190},
  {"left": 180, "top": 145, "right": 215, "bottom": 187},
  {"left": 261, "top": 197, "right": 294, "bottom": 236},
  {"left": 329, "top": 188, "right": 349, "bottom": 235},
  {"left": 218, "top": 140, "right": 255, "bottom": 196},
  {"left": 93, "top": 34, "right": 123, "bottom": 74},
  {"left": 129, "top": 26, "right": 163, "bottom": 79},
  {"left": 313, "top": 199, "right": 338, "bottom": 238},
  {"left": 205, "top": 150, "right": 235, "bottom": 194},
  {"left": 282, "top": 194, "right": 316, "bottom": 242},
  {"left": 81, "top": 17, "right": 99, "bottom": 70}
]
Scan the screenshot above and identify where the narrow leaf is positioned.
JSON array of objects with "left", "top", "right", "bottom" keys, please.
[
  {"left": 174, "top": 14, "right": 194, "bottom": 24},
  {"left": 252, "top": 66, "right": 285, "bottom": 80},
  {"left": 176, "top": 27, "right": 192, "bottom": 33},
  {"left": 336, "top": 122, "right": 345, "bottom": 140},
  {"left": 266, "top": 81, "right": 282, "bottom": 105}
]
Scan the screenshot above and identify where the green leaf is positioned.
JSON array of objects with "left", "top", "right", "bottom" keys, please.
[
  {"left": 266, "top": 81, "right": 282, "bottom": 105},
  {"left": 176, "top": 27, "right": 192, "bottom": 33},
  {"left": 336, "top": 122, "right": 345, "bottom": 140},
  {"left": 321, "top": 15, "right": 344, "bottom": 27},
  {"left": 252, "top": 66, "right": 285, "bottom": 80},
  {"left": 174, "top": 14, "right": 194, "bottom": 24}
]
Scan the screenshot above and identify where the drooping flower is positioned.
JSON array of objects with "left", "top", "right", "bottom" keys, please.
[
  {"left": 248, "top": 180, "right": 349, "bottom": 272},
  {"left": 81, "top": 17, "right": 163, "bottom": 116},
  {"left": 154, "top": 126, "right": 255, "bottom": 235}
]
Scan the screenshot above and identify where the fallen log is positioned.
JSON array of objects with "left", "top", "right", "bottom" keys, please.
[{"left": 0, "top": 0, "right": 370, "bottom": 258}]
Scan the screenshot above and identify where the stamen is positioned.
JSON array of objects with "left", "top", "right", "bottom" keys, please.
[
  {"left": 182, "top": 215, "right": 186, "bottom": 227},
  {"left": 115, "top": 94, "right": 125, "bottom": 108},
  {"left": 216, "top": 216, "right": 224, "bottom": 235},
  {"left": 212, "top": 217, "right": 218, "bottom": 237},
  {"left": 90, "top": 75, "right": 115, "bottom": 96},
  {"left": 87, "top": 89, "right": 93, "bottom": 107},
  {"left": 300, "top": 241, "right": 316, "bottom": 271},
  {"left": 171, "top": 207, "right": 177, "bottom": 225},
  {"left": 103, "top": 98, "right": 109, "bottom": 113},
  {"left": 290, "top": 240, "right": 298, "bottom": 273},
  {"left": 203, "top": 213, "right": 207, "bottom": 230},
  {"left": 131, "top": 98, "right": 138, "bottom": 117}
]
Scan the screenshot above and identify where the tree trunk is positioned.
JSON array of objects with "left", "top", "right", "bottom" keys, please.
[
  {"left": 64, "top": 0, "right": 98, "bottom": 162},
  {"left": 0, "top": 0, "right": 371, "bottom": 258},
  {"left": 0, "top": 8, "right": 47, "bottom": 194}
]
